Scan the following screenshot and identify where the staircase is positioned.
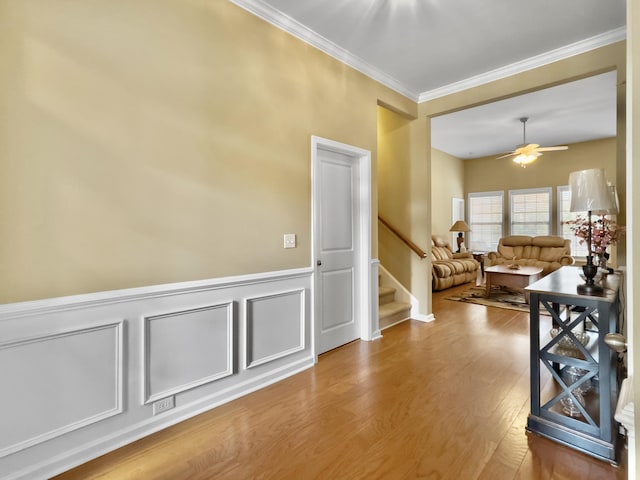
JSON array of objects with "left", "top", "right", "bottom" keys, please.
[{"left": 378, "top": 280, "right": 412, "bottom": 330}]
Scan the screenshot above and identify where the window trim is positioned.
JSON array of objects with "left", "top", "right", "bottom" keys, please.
[
  {"left": 467, "top": 190, "right": 504, "bottom": 253},
  {"left": 508, "top": 187, "right": 552, "bottom": 236}
]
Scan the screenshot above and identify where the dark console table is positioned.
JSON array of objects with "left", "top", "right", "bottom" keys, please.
[{"left": 525, "top": 266, "right": 622, "bottom": 464}]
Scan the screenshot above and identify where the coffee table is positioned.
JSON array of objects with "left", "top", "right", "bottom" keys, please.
[{"left": 485, "top": 265, "right": 543, "bottom": 304}]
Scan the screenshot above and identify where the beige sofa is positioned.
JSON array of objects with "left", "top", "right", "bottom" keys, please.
[
  {"left": 487, "top": 235, "right": 574, "bottom": 275},
  {"left": 431, "top": 235, "right": 479, "bottom": 291}
]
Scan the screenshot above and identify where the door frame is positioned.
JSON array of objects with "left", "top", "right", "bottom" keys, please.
[{"left": 311, "top": 135, "right": 373, "bottom": 361}]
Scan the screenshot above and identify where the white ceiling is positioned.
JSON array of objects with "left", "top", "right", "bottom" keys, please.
[
  {"left": 231, "top": 0, "right": 625, "bottom": 158},
  {"left": 431, "top": 71, "right": 618, "bottom": 159}
]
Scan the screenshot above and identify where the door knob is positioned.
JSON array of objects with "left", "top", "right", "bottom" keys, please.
[
  {"left": 317, "top": 260, "right": 322, "bottom": 266},
  {"left": 604, "top": 333, "right": 627, "bottom": 353}
]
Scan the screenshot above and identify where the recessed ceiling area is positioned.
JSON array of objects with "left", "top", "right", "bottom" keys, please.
[{"left": 430, "top": 71, "right": 617, "bottom": 160}]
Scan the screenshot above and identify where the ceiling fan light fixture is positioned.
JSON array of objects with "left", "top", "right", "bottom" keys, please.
[
  {"left": 497, "top": 116, "right": 568, "bottom": 165},
  {"left": 513, "top": 152, "right": 538, "bottom": 167}
]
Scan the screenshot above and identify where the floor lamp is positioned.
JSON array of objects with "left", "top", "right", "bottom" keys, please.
[{"left": 568, "top": 168, "right": 614, "bottom": 295}]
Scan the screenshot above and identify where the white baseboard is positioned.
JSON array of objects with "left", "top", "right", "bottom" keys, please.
[{"left": 413, "top": 313, "right": 435, "bottom": 323}]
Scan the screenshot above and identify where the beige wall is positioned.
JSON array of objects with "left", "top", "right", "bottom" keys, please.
[
  {"left": 465, "top": 138, "right": 616, "bottom": 194},
  {"left": 0, "top": 0, "right": 414, "bottom": 303},
  {"left": 378, "top": 106, "right": 413, "bottom": 285},
  {"left": 377, "top": 105, "right": 431, "bottom": 315},
  {"left": 464, "top": 137, "right": 617, "bottom": 236},
  {"left": 431, "top": 148, "right": 464, "bottom": 239}
]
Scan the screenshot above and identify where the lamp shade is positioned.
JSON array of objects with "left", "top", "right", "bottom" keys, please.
[
  {"left": 568, "top": 168, "right": 614, "bottom": 213},
  {"left": 594, "top": 184, "right": 619, "bottom": 216},
  {"left": 449, "top": 220, "right": 471, "bottom": 232}
]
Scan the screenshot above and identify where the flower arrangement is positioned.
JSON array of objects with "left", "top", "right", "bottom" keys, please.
[{"left": 564, "top": 215, "right": 625, "bottom": 255}]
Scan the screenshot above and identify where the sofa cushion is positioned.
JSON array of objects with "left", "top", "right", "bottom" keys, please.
[
  {"left": 539, "top": 246, "right": 567, "bottom": 262},
  {"left": 532, "top": 236, "right": 567, "bottom": 248},
  {"left": 432, "top": 235, "right": 449, "bottom": 247},
  {"left": 432, "top": 262, "right": 453, "bottom": 277},
  {"left": 498, "top": 244, "right": 532, "bottom": 259},
  {"left": 502, "top": 236, "right": 533, "bottom": 247},
  {"left": 432, "top": 246, "right": 453, "bottom": 261}
]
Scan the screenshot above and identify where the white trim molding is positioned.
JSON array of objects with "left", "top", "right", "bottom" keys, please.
[
  {"left": 244, "top": 289, "right": 306, "bottom": 369},
  {"left": 229, "top": 0, "right": 418, "bottom": 101},
  {"left": 0, "top": 268, "right": 313, "bottom": 480},
  {"left": 229, "top": 0, "right": 625, "bottom": 103},
  {"left": 418, "top": 27, "right": 627, "bottom": 102},
  {"left": 143, "top": 302, "right": 235, "bottom": 404},
  {"left": 311, "top": 136, "right": 374, "bottom": 350}
]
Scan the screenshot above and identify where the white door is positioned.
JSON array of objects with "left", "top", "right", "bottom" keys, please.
[{"left": 312, "top": 137, "right": 371, "bottom": 355}]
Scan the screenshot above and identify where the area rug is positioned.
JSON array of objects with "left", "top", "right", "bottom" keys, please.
[{"left": 445, "top": 285, "right": 534, "bottom": 314}]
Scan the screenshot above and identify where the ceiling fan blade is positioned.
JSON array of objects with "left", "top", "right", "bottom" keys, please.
[
  {"left": 514, "top": 144, "right": 538, "bottom": 156},
  {"left": 536, "top": 146, "right": 568, "bottom": 152},
  {"left": 501, "top": 118, "right": 569, "bottom": 163}
]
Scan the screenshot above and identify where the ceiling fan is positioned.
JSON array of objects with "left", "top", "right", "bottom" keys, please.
[{"left": 497, "top": 117, "right": 568, "bottom": 167}]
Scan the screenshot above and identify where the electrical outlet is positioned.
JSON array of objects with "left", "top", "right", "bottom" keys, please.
[
  {"left": 152, "top": 396, "right": 175, "bottom": 415},
  {"left": 283, "top": 233, "right": 296, "bottom": 249}
]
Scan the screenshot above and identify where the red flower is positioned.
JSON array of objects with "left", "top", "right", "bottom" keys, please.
[{"left": 564, "top": 216, "right": 625, "bottom": 255}]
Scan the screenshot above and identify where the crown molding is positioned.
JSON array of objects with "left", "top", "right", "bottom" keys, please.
[
  {"left": 229, "top": 1, "right": 625, "bottom": 105},
  {"left": 229, "top": 0, "right": 420, "bottom": 101},
  {"left": 418, "top": 27, "right": 627, "bottom": 103}
]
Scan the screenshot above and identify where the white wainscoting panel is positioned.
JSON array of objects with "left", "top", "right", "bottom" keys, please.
[
  {"left": 0, "top": 322, "right": 123, "bottom": 458},
  {"left": 0, "top": 268, "right": 313, "bottom": 480},
  {"left": 144, "top": 303, "right": 234, "bottom": 403},
  {"left": 245, "top": 289, "right": 305, "bottom": 368}
]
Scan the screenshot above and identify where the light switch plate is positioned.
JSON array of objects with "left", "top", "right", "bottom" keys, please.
[{"left": 283, "top": 234, "right": 296, "bottom": 249}]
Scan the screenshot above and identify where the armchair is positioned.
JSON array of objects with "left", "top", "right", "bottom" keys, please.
[{"left": 431, "top": 235, "right": 479, "bottom": 291}]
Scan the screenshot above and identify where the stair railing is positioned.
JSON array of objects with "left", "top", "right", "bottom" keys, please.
[{"left": 378, "top": 216, "right": 428, "bottom": 259}]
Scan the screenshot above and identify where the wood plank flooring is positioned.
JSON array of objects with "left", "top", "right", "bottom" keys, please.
[{"left": 54, "top": 283, "right": 627, "bottom": 480}]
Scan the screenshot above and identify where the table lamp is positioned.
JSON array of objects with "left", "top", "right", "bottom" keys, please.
[
  {"left": 568, "top": 168, "right": 614, "bottom": 295},
  {"left": 449, "top": 220, "right": 471, "bottom": 253}
]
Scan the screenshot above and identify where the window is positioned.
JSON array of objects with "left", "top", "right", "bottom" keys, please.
[
  {"left": 557, "top": 185, "right": 588, "bottom": 258},
  {"left": 509, "top": 188, "right": 551, "bottom": 236},
  {"left": 468, "top": 191, "right": 503, "bottom": 252}
]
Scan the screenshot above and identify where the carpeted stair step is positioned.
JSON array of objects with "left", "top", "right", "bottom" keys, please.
[
  {"left": 378, "top": 286, "right": 396, "bottom": 306},
  {"left": 379, "top": 300, "right": 411, "bottom": 330}
]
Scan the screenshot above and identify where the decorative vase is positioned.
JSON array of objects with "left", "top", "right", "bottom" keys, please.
[
  {"left": 595, "top": 253, "right": 607, "bottom": 270},
  {"left": 595, "top": 252, "right": 612, "bottom": 275}
]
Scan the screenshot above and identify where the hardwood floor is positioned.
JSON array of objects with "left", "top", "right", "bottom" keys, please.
[{"left": 55, "top": 283, "right": 627, "bottom": 480}]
